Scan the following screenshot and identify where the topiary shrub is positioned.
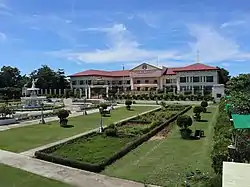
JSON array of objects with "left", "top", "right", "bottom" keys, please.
[
  {"left": 177, "top": 115, "right": 193, "bottom": 139},
  {"left": 201, "top": 101, "right": 208, "bottom": 112},
  {"left": 125, "top": 100, "right": 132, "bottom": 110},
  {"left": 57, "top": 109, "right": 70, "bottom": 127},
  {"left": 105, "top": 128, "right": 118, "bottom": 137},
  {"left": 193, "top": 106, "right": 204, "bottom": 121}
]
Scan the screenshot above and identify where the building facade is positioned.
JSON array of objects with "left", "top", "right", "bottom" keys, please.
[{"left": 69, "top": 62, "right": 222, "bottom": 98}]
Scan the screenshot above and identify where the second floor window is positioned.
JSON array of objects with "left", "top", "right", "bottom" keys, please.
[
  {"left": 154, "top": 80, "right": 158, "bottom": 84},
  {"left": 193, "top": 76, "right": 200, "bottom": 82},
  {"left": 145, "top": 80, "right": 149, "bottom": 84},
  {"left": 206, "top": 76, "right": 214, "bottom": 82},
  {"left": 166, "top": 79, "right": 171, "bottom": 84},
  {"left": 119, "top": 81, "right": 122, "bottom": 85},
  {"left": 126, "top": 80, "right": 130, "bottom": 84},
  {"left": 136, "top": 80, "right": 141, "bottom": 84},
  {"left": 79, "top": 80, "right": 84, "bottom": 85},
  {"left": 72, "top": 80, "right": 77, "bottom": 85},
  {"left": 180, "top": 77, "right": 186, "bottom": 83},
  {"left": 87, "top": 80, "right": 92, "bottom": 85}
]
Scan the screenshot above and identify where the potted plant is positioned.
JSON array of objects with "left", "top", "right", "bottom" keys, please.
[
  {"left": 177, "top": 115, "right": 193, "bottom": 139},
  {"left": 57, "top": 109, "right": 70, "bottom": 127},
  {"left": 201, "top": 101, "right": 208, "bottom": 113},
  {"left": 125, "top": 100, "right": 132, "bottom": 110},
  {"left": 193, "top": 106, "right": 204, "bottom": 121}
]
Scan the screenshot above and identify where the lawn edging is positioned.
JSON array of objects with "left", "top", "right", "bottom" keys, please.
[{"left": 35, "top": 106, "right": 191, "bottom": 173}]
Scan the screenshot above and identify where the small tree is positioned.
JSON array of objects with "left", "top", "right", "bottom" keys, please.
[
  {"left": 125, "top": 100, "right": 132, "bottom": 110},
  {"left": 193, "top": 106, "right": 204, "bottom": 121},
  {"left": 177, "top": 115, "right": 193, "bottom": 139},
  {"left": 57, "top": 109, "right": 70, "bottom": 127},
  {"left": 201, "top": 101, "right": 208, "bottom": 113},
  {"left": 0, "top": 105, "right": 15, "bottom": 119}
]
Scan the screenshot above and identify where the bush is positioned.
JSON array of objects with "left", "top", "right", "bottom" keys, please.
[
  {"left": 105, "top": 128, "right": 118, "bottom": 137},
  {"left": 0, "top": 105, "right": 15, "bottom": 118},
  {"left": 125, "top": 100, "right": 132, "bottom": 110},
  {"left": 160, "top": 101, "right": 167, "bottom": 108},
  {"left": 57, "top": 109, "right": 70, "bottom": 127},
  {"left": 193, "top": 106, "right": 204, "bottom": 121},
  {"left": 201, "top": 101, "right": 208, "bottom": 112},
  {"left": 177, "top": 115, "right": 193, "bottom": 129}
]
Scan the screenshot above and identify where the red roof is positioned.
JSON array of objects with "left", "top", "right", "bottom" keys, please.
[
  {"left": 173, "top": 63, "right": 218, "bottom": 72},
  {"left": 70, "top": 63, "right": 218, "bottom": 77},
  {"left": 69, "top": 69, "right": 130, "bottom": 77}
]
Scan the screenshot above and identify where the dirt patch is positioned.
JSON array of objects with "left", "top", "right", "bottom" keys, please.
[
  {"left": 149, "top": 136, "right": 165, "bottom": 141},
  {"left": 149, "top": 122, "right": 175, "bottom": 141}
]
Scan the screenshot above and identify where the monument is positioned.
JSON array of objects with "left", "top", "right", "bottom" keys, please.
[{"left": 21, "top": 79, "right": 47, "bottom": 108}]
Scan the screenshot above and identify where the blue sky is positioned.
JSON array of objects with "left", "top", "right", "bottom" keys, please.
[{"left": 0, "top": 0, "right": 250, "bottom": 76}]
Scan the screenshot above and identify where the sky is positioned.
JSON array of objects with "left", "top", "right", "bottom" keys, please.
[{"left": 0, "top": 0, "right": 250, "bottom": 76}]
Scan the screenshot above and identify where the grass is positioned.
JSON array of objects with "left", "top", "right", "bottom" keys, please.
[
  {"left": 0, "top": 164, "right": 72, "bottom": 187},
  {"left": 103, "top": 106, "right": 218, "bottom": 187},
  {"left": 51, "top": 134, "right": 137, "bottom": 164},
  {"left": 0, "top": 106, "right": 157, "bottom": 152}
]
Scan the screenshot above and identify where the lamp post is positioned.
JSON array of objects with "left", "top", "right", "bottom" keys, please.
[
  {"left": 99, "top": 107, "right": 104, "bottom": 133},
  {"left": 40, "top": 102, "right": 46, "bottom": 124}
]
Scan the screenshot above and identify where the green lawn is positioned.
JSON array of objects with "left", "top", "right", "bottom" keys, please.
[
  {"left": 51, "top": 134, "right": 137, "bottom": 164},
  {"left": 0, "top": 164, "right": 72, "bottom": 187},
  {"left": 103, "top": 106, "right": 218, "bottom": 187},
  {"left": 0, "top": 106, "right": 156, "bottom": 152}
]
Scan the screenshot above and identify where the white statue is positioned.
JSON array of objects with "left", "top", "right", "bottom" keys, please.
[{"left": 31, "top": 79, "right": 38, "bottom": 88}]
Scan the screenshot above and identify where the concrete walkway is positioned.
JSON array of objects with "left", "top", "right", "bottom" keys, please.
[
  {"left": 0, "top": 106, "right": 123, "bottom": 132},
  {"left": 21, "top": 106, "right": 160, "bottom": 157},
  {"left": 0, "top": 150, "right": 159, "bottom": 187}
]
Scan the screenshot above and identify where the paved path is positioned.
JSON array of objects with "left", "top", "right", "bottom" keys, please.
[
  {"left": 21, "top": 106, "right": 160, "bottom": 157},
  {"left": 0, "top": 106, "right": 123, "bottom": 132},
  {"left": 0, "top": 150, "right": 160, "bottom": 187}
]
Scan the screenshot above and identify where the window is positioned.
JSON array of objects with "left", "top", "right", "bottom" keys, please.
[
  {"left": 166, "top": 79, "right": 171, "bottom": 84},
  {"left": 205, "top": 86, "right": 213, "bottom": 91},
  {"left": 72, "top": 81, "right": 77, "bottom": 85},
  {"left": 119, "top": 81, "right": 122, "bottom": 85},
  {"left": 107, "top": 81, "right": 110, "bottom": 85},
  {"left": 180, "top": 77, "right": 186, "bottom": 83},
  {"left": 137, "top": 87, "right": 140, "bottom": 91},
  {"left": 206, "top": 76, "right": 214, "bottom": 82},
  {"left": 193, "top": 76, "right": 200, "bottom": 82},
  {"left": 126, "top": 80, "right": 130, "bottom": 84},
  {"left": 217, "top": 93, "right": 222, "bottom": 98},
  {"left": 154, "top": 80, "right": 158, "bottom": 84},
  {"left": 87, "top": 80, "right": 91, "bottom": 85},
  {"left": 79, "top": 80, "right": 84, "bottom": 85},
  {"left": 136, "top": 80, "right": 141, "bottom": 84},
  {"left": 180, "top": 86, "right": 186, "bottom": 91},
  {"left": 145, "top": 80, "right": 149, "bottom": 84},
  {"left": 112, "top": 81, "right": 116, "bottom": 85}
]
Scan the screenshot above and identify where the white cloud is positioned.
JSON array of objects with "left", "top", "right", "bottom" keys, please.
[
  {"left": 137, "top": 13, "right": 160, "bottom": 28},
  {"left": 187, "top": 24, "right": 250, "bottom": 64},
  {"left": 60, "top": 24, "right": 180, "bottom": 64},
  {"left": 220, "top": 20, "right": 246, "bottom": 28}
]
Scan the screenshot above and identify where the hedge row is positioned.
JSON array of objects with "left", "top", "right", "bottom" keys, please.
[
  {"left": 35, "top": 106, "right": 191, "bottom": 173},
  {"left": 211, "top": 99, "right": 233, "bottom": 174}
]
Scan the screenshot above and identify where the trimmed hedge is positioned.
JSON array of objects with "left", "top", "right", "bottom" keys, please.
[{"left": 35, "top": 105, "right": 191, "bottom": 173}]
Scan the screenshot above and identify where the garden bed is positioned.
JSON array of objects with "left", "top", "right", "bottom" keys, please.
[{"left": 35, "top": 105, "right": 191, "bottom": 172}]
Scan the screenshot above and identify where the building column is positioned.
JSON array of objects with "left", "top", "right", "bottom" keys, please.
[
  {"left": 106, "top": 86, "right": 109, "bottom": 98},
  {"left": 88, "top": 87, "right": 91, "bottom": 99},
  {"left": 45, "top": 89, "right": 48, "bottom": 95},
  {"left": 85, "top": 88, "right": 88, "bottom": 98},
  {"left": 159, "top": 77, "right": 164, "bottom": 89},
  {"left": 54, "top": 89, "right": 57, "bottom": 95},
  {"left": 202, "top": 86, "right": 204, "bottom": 96},
  {"left": 192, "top": 87, "right": 194, "bottom": 95},
  {"left": 176, "top": 77, "right": 180, "bottom": 94},
  {"left": 73, "top": 88, "right": 76, "bottom": 96},
  {"left": 79, "top": 88, "right": 82, "bottom": 98},
  {"left": 130, "top": 77, "right": 134, "bottom": 90},
  {"left": 40, "top": 89, "right": 43, "bottom": 95},
  {"left": 59, "top": 89, "right": 61, "bottom": 96},
  {"left": 64, "top": 89, "right": 66, "bottom": 95}
]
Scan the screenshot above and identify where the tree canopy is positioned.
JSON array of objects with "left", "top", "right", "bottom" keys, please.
[{"left": 227, "top": 74, "right": 250, "bottom": 93}]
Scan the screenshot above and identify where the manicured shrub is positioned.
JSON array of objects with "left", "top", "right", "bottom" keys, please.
[
  {"left": 105, "top": 128, "right": 118, "bottom": 137},
  {"left": 177, "top": 115, "right": 193, "bottom": 139},
  {"left": 201, "top": 101, "right": 208, "bottom": 112},
  {"left": 193, "top": 106, "right": 204, "bottom": 121},
  {"left": 160, "top": 101, "right": 167, "bottom": 108},
  {"left": 57, "top": 109, "right": 70, "bottom": 127},
  {"left": 125, "top": 100, "right": 132, "bottom": 110}
]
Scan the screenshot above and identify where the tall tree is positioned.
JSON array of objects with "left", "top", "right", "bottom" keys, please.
[
  {"left": 30, "top": 65, "right": 69, "bottom": 89},
  {"left": 227, "top": 74, "right": 250, "bottom": 93},
  {"left": 0, "top": 66, "right": 22, "bottom": 88},
  {"left": 217, "top": 67, "right": 230, "bottom": 84}
]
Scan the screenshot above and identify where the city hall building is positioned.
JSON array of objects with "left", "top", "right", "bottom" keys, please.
[{"left": 69, "top": 62, "right": 224, "bottom": 99}]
